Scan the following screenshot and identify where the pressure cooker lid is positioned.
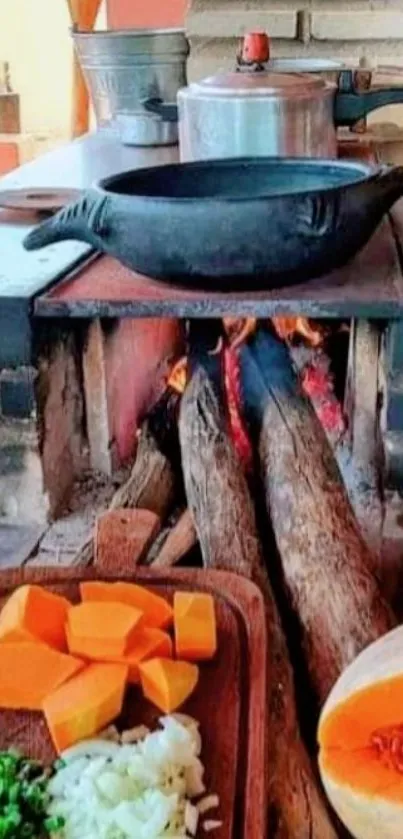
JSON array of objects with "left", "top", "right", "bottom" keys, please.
[
  {"left": 267, "top": 58, "right": 344, "bottom": 73},
  {"left": 184, "top": 70, "right": 331, "bottom": 98}
]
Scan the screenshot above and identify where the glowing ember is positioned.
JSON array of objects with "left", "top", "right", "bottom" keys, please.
[
  {"left": 316, "top": 401, "right": 345, "bottom": 435},
  {"left": 301, "top": 363, "right": 346, "bottom": 437},
  {"left": 168, "top": 356, "right": 187, "bottom": 394},
  {"left": 224, "top": 346, "right": 253, "bottom": 470},
  {"left": 302, "top": 365, "right": 332, "bottom": 400}
]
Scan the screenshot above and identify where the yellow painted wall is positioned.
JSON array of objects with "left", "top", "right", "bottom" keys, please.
[{"left": 0, "top": 0, "right": 106, "bottom": 140}]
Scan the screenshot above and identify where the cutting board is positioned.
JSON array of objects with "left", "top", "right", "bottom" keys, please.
[{"left": 0, "top": 567, "right": 267, "bottom": 839}]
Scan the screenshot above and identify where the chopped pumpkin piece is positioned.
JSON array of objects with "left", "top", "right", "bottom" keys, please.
[
  {"left": 139, "top": 657, "right": 199, "bottom": 713},
  {"left": 43, "top": 662, "right": 128, "bottom": 753},
  {"left": 0, "top": 585, "right": 71, "bottom": 650},
  {"left": 116, "top": 628, "right": 172, "bottom": 684},
  {"left": 318, "top": 625, "right": 403, "bottom": 839},
  {"left": 80, "top": 581, "right": 173, "bottom": 629},
  {"left": 0, "top": 642, "right": 83, "bottom": 710},
  {"left": 67, "top": 601, "right": 144, "bottom": 660},
  {"left": 174, "top": 592, "right": 217, "bottom": 661},
  {"left": 79, "top": 625, "right": 173, "bottom": 683}
]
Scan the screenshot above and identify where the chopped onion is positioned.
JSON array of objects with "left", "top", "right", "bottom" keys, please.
[
  {"left": 121, "top": 725, "right": 150, "bottom": 744},
  {"left": 98, "top": 725, "right": 120, "bottom": 742},
  {"left": 203, "top": 820, "right": 223, "bottom": 832},
  {"left": 170, "top": 713, "right": 200, "bottom": 729},
  {"left": 185, "top": 801, "right": 199, "bottom": 836},
  {"left": 48, "top": 715, "right": 219, "bottom": 839},
  {"left": 197, "top": 795, "right": 220, "bottom": 815},
  {"left": 185, "top": 761, "right": 206, "bottom": 798},
  {"left": 60, "top": 740, "right": 121, "bottom": 761}
]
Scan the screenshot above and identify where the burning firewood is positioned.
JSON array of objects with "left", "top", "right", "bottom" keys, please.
[
  {"left": 179, "top": 322, "right": 339, "bottom": 839},
  {"left": 110, "top": 387, "right": 181, "bottom": 516},
  {"left": 238, "top": 326, "right": 395, "bottom": 705}
]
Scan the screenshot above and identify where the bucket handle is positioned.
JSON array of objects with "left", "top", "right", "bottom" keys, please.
[{"left": 142, "top": 98, "right": 178, "bottom": 123}]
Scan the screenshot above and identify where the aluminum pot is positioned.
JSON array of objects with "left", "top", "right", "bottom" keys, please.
[
  {"left": 72, "top": 26, "right": 189, "bottom": 146},
  {"left": 145, "top": 66, "right": 403, "bottom": 160},
  {"left": 178, "top": 71, "right": 339, "bottom": 160}
]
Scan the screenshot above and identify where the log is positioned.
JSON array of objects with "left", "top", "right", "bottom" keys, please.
[
  {"left": 152, "top": 508, "right": 197, "bottom": 567},
  {"left": 179, "top": 324, "right": 339, "bottom": 839},
  {"left": 239, "top": 326, "right": 395, "bottom": 705},
  {"left": 110, "top": 388, "right": 180, "bottom": 516},
  {"left": 72, "top": 388, "right": 180, "bottom": 565}
]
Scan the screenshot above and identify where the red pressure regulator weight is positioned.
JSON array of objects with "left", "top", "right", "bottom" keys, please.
[{"left": 239, "top": 32, "right": 270, "bottom": 65}]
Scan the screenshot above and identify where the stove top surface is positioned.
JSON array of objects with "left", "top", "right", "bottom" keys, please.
[{"left": 36, "top": 209, "right": 403, "bottom": 320}]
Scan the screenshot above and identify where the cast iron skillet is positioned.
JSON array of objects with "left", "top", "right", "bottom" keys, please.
[{"left": 23, "top": 157, "right": 403, "bottom": 292}]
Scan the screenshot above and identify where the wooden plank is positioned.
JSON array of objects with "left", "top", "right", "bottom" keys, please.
[
  {"left": 82, "top": 317, "right": 181, "bottom": 472},
  {"left": 82, "top": 319, "right": 113, "bottom": 475},
  {"left": 0, "top": 566, "right": 267, "bottom": 839},
  {"left": 344, "top": 319, "right": 384, "bottom": 557}
]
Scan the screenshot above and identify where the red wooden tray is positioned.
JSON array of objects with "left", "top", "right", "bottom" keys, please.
[{"left": 0, "top": 567, "right": 267, "bottom": 839}]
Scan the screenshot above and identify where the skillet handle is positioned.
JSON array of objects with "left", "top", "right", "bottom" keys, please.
[
  {"left": 142, "top": 98, "right": 179, "bottom": 123},
  {"left": 23, "top": 192, "right": 109, "bottom": 251},
  {"left": 335, "top": 69, "right": 403, "bottom": 127}
]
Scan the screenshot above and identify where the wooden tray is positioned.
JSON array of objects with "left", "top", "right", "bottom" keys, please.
[{"left": 0, "top": 567, "right": 267, "bottom": 839}]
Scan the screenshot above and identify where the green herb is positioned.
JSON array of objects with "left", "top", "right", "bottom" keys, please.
[{"left": 0, "top": 751, "right": 62, "bottom": 838}]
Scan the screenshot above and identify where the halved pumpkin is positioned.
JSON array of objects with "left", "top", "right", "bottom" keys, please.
[{"left": 318, "top": 625, "right": 403, "bottom": 839}]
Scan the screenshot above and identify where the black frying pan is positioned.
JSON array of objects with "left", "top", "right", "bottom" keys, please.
[{"left": 23, "top": 157, "right": 403, "bottom": 292}]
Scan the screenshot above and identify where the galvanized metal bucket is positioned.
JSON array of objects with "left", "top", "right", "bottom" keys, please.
[{"left": 71, "top": 27, "right": 189, "bottom": 145}]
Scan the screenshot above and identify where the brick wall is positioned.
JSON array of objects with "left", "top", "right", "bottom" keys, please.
[{"left": 186, "top": 1, "right": 403, "bottom": 81}]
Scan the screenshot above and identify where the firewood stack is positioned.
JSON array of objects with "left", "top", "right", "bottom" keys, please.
[{"left": 76, "top": 317, "right": 397, "bottom": 838}]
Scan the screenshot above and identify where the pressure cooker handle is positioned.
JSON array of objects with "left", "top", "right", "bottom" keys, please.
[
  {"left": 142, "top": 98, "right": 179, "bottom": 123},
  {"left": 335, "top": 69, "right": 403, "bottom": 127}
]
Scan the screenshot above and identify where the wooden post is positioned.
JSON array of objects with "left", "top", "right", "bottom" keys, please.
[
  {"left": 66, "top": 0, "right": 103, "bottom": 138},
  {"left": 344, "top": 318, "right": 384, "bottom": 557}
]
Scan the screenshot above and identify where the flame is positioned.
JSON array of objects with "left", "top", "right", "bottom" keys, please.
[
  {"left": 168, "top": 317, "right": 323, "bottom": 394},
  {"left": 272, "top": 316, "right": 323, "bottom": 347},
  {"left": 222, "top": 317, "right": 257, "bottom": 347},
  {"left": 223, "top": 316, "right": 323, "bottom": 348},
  {"left": 168, "top": 356, "right": 187, "bottom": 394}
]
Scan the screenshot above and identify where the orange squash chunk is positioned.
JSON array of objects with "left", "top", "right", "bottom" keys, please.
[
  {"left": 174, "top": 592, "right": 217, "bottom": 661},
  {"left": 67, "top": 601, "right": 144, "bottom": 660},
  {"left": 319, "top": 674, "right": 403, "bottom": 753},
  {"left": 0, "top": 585, "right": 71, "bottom": 650},
  {"left": 115, "top": 628, "right": 172, "bottom": 684},
  {"left": 80, "top": 581, "right": 173, "bottom": 629},
  {"left": 43, "top": 662, "right": 128, "bottom": 753},
  {"left": 139, "top": 657, "right": 199, "bottom": 713},
  {"left": 0, "top": 642, "right": 83, "bottom": 710}
]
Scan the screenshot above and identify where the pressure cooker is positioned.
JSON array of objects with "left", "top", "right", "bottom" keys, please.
[{"left": 143, "top": 33, "right": 403, "bottom": 160}]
